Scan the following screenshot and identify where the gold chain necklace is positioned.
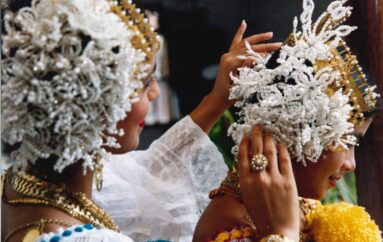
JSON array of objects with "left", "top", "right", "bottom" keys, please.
[{"left": 4, "top": 170, "right": 120, "bottom": 232}]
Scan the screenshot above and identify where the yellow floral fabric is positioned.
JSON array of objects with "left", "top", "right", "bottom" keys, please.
[
  {"left": 208, "top": 201, "right": 382, "bottom": 242},
  {"left": 209, "top": 226, "right": 256, "bottom": 242},
  {"left": 305, "top": 202, "right": 382, "bottom": 242}
]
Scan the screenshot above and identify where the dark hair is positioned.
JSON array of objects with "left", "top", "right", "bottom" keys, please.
[{"left": 1, "top": 0, "right": 31, "bottom": 14}]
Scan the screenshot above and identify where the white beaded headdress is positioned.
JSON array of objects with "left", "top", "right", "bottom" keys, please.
[
  {"left": 229, "top": 0, "right": 381, "bottom": 164},
  {"left": 1, "top": 0, "right": 157, "bottom": 173}
]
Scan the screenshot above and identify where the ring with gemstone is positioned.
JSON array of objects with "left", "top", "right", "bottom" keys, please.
[{"left": 250, "top": 154, "right": 269, "bottom": 172}]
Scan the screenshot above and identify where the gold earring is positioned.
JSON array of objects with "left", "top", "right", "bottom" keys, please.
[{"left": 94, "top": 154, "right": 103, "bottom": 192}]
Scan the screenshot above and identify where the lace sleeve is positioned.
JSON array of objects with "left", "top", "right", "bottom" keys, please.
[
  {"left": 93, "top": 115, "right": 228, "bottom": 242},
  {"left": 132, "top": 115, "right": 228, "bottom": 206}
]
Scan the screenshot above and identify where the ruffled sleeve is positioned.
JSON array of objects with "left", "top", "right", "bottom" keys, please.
[{"left": 93, "top": 115, "right": 228, "bottom": 242}]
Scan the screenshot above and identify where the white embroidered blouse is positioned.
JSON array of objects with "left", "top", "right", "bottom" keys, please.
[{"left": 92, "top": 116, "right": 228, "bottom": 241}]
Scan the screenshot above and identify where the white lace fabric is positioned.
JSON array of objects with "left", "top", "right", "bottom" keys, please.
[
  {"left": 36, "top": 226, "right": 134, "bottom": 242},
  {"left": 93, "top": 116, "right": 228, "bottom": 242}
]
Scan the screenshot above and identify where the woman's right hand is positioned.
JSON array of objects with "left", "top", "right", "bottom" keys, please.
[
  {"left": 208, "top": 21, "right": 282, "bottom": 111},
  {"left": 191, "top": 21, "right": 282, "bottom": 133},
  {"left": 237, "top": 125, "right": 300, "bottom": 241}
]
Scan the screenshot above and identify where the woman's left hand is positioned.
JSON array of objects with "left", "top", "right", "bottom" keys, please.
[
  {"left": 237, "top": 125, "right": 300, "bottom": 241},
  {"left": 208, "top": 20, "right": 282, "bottom": 110}
]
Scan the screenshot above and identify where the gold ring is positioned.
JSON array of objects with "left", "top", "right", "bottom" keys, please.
[{"left": 250, "top": 154, "right": 269, "bottom": 172}]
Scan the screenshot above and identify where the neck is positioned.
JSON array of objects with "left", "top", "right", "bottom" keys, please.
[
  {"left": 62, "top": 162, "right": 94, "bottom": 199},
  {"left": 30, "top": 160, "right": 95, "bottom": 199}
]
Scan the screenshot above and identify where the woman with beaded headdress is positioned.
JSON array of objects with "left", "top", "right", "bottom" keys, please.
[
  {"left": 0, "top": 0, "right": 284, "bottom": 241},
  {"left": 193, "top": 0, "right": 383, "bottom": 242}
]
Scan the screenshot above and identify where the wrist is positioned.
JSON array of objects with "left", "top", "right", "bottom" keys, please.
[
  {"left": 271, "top": 227, "right": 299, "bottom": 242},
  {"left": 205, "top": 92, "right": 231, "bottom": 112},
  {"left": 189, "top": 93, "right": 229, "bottom": 133},
  {"left": 257, "top": 225, "right": 299, "bottom": 242}
]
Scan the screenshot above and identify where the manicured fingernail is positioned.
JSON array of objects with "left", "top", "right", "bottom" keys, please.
[
  {"left": 267, "top": 32, "right": 273, "bottom": 36},
  {"left": 242, "top": 19, "right": 247, "bottom": 25}
]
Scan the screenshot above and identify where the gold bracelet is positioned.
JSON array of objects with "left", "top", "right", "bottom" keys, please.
[{"left": 260, "top": 234, "right": 295, "bottom": 242}]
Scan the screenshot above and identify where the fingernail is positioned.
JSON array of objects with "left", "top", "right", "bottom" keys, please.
[
  {"left": 267, "top": 31, "right": 273, "bottom": 36},
  {"left": 242, "top": 19, "right": 247, "bottom": 25}
]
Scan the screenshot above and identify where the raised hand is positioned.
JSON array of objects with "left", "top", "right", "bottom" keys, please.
[
  {"left": 237, "top": 125, "right": 300, "bottom": 241},
  {"left": 209, "top": 20, "right": 282, "bottom": 110},
  {"left": 191, "top": 21, "right": 282, "bottom": 133}
]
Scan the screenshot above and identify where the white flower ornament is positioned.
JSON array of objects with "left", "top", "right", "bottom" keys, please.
[
  {"left": 1, "top": 0, "right": 149, "bottom": 173},
  {"left": 228, "top": 0, "right": 380, "bottom": 164}
]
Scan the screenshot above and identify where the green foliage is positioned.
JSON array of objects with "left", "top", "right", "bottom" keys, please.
[
  {"left": 209, "top": 110, "right": 236, "bottom": 169},
  {"left": 209, "top": 110, "right": 358, "bottom": 205},
  {"left": 322, "top": 172, "right": 357, "bottom": 204}
]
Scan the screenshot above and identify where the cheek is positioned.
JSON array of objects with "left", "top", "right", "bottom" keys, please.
[
  {"left": 130, "top": 95, "right": 150, "bottom": 122},
  {"left": 113, "top": 94, "right": 150, "bottom": 152},
  {"left": 293, "top": 153, "right": 346, "bottom": 199},
  {"left": 319, "top": 152, "right": 345, "bottom": 173},
  {"left": 123, "top": 93, "right": 150, "bottom": 135}
]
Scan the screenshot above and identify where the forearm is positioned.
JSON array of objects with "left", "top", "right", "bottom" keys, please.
[{"left": 189, "top": 93, "right": 230, "bottom": 133}]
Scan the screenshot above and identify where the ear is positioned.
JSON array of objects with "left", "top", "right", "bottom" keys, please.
[{"left": 147, "top": 79, "right": 160, "bottom": 101}]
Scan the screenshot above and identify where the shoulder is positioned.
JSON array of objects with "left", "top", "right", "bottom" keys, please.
[
  {"left": 193, "top": 192, "right": 251, "bottom": 242},
  {"left": 36, "top": 224, "right": 134, "bottom": 242}
]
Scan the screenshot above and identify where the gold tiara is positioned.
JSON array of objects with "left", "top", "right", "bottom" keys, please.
[
  {"left": 285, "top": 13, "right": 380, "bottom": 126},
  {"left": 316, "top": 40, "right": 379, "bottom": 125},
  {"left": 109, "top": 0, "right": 160, "bottom": 64},
  {"left": 313, "top": 9, "right": 379, "bottom": 124}
]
